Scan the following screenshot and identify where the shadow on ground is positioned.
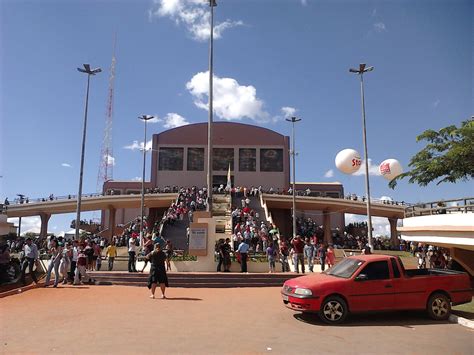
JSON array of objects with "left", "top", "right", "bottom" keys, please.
[{"left": 294, "top": 311, "right": 451, "bottom": 327}]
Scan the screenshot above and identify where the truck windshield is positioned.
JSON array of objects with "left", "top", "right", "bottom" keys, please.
[{"left": 326, "top": 258, "right": 364, "bottom": 278}]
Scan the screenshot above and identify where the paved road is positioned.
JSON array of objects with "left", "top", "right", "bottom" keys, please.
[{"left": 1, "top": 286, "right": 472, "bottom": 354}]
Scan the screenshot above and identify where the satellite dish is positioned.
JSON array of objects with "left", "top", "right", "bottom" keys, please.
[{"left": 335, "top": 149, "right": 362, "bottom": 174}]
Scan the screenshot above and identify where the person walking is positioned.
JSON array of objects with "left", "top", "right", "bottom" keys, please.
[
  {"left": 216, "top": 238, "right": 224, "bottom": 272},
  {"left": 20, "top": 237, "right": 39, "bottom": 285},
  {"left": 237, "top": 240, "right": 250, "bottom": 273},
  {"left": 266, "top": 242, "right": 277, "bottom": 273},
  {"left": 279, "top": 240, "right": 290, "bottom": 272},
  {"left": 303, "top": 238, "right": 315, "bottom": 272},
  {"left": 326, "top": 244, "right": 336, "bottom": 268},
  {"left": 145, "top": 243, "right": 169, "bottom": 299},
  {"left": 45, "top": 239, "right": 62, "bottom": 288},
  {"left": 291, "top": 235, "right": 305, "bottom": 273},
  {"left": 106, "top": 240, "right": 118, "bottom": 271},
  {"left": 318, "top": 243, "right": 327, "bottom": 272},
  {"left": 128, "top": 236, "right": 138, "bottom": 273},
  {"left": 140, "top": 237, "right": 154, "bottom": 273},
  {"left": 69, "top": 240, "right": 79, "bottom": 283},
  {"left": 222, "top": 238, "right": 232, "bottom": 272}
]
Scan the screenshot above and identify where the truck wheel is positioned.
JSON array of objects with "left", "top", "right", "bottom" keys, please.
[
  {"left": 319, "top": 296, "right": 348, "bottom": 324},
  {"left": 427, "top": 293, "right": 451, "bottom": 320}
]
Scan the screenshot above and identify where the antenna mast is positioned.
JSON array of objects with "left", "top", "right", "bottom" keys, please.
[{"left": 97, "top": 33, "right": 117, "bottom": 193}]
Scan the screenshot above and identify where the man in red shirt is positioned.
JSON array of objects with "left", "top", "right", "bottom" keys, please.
[{"left": 291, "top": 235, "right": 305, "bottom": 273}]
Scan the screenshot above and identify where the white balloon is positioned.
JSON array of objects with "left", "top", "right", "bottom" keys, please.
[
  {"left": 379, "top": 159, "right": 403, "bottom": 180},
  {"left": 335, "top": 149, "right": 362, "bottom": 174}
]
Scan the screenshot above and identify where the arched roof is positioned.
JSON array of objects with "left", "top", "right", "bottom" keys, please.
[{"left": 154, "top": 121, "right": 288, "bottom": 146}]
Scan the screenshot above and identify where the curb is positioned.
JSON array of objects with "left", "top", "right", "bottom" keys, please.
[{"left": 449, "top": 314, "right": 474, "bottom": 329}]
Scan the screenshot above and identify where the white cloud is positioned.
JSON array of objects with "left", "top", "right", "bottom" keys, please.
[
  {"left": 131, "top": 177, "right": 143, "bottom": 182},
  {"left": 281, "top": 106, "right": 297, "bottom": 119},
  {"left": 149, "top": 0, "right": 243, "bottom": 41},
  {"left": 371, "top": 8, "right": 377, "bottom": 17},
  {"left": 301, "top": 0, "right": 308, "bottom": 6},
  {"left": 162, "top": 113, "right": 190, "bottom": 128},
  {"left": 433, "top": 99, "right": 440, "bottom": 108},
  {"left": 373, "top": 22, "right": 386, "bottom": 32},
  {"left": 324, "top": 169, "right": 334, "bottom": 178},
  {"left": 147, "top": 116, "right": 161, "bottom": 123},
  {"left": 186, "top": 71, "right": 269, "bottom": 122},
  {"left": 352, "top": 159, "right": 380, "bottom": 176},
  {"left": 61, "top": 163, "right": 71, "bottom": 168},
  {"left": 123, "top": 140, "right": 152, "bottom": 151},
  {"left": 7, "top": 216, "right": 41, "bottom": 234}
]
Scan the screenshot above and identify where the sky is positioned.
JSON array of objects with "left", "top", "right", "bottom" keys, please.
[{"left": 1, "top": 0, "right": 472, "bottom": 236}]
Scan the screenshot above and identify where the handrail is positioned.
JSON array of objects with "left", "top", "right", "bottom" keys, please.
[{"left": 404, "top": 197, "right": 474, "bottom": 218}]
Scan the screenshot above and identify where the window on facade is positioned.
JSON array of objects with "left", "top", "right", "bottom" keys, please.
[
  {"left": 326, "top": 192, "right": 340, "bottom": 198},
  {"left": 213, "top": 148, "right": 234, "bottom": 171},
  {"left": 126, "top": 190, "right": 140, "bottom": 195},
  {"left": 187, "top": 148, "right": 204, "bottom": 171},
  {"left": 260, "top": 149, "right": 283, "bottom": 172},
  {"left": 158, "top": 147, "right": 184, "bottom": 171},
  {"left": 239, "top": 148, "right": 256, "bottom": 171},
  {"left": 359, "top": 261, "right": 390, "bottom": 280}
]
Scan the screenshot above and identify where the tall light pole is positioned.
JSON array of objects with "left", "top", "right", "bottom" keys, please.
[
  {"left": 139, "top": 115, "right": 155, "bottom": 246},
  {"left": 75, "top": 64, "right": 101, "bottom": 240},
  {"left": 207, "top": 0, "right": 217, "bottom": 213},
  {"left": 349, "top": 63, "right": 374, "bottom": 250},
  {"left": 286, "top": 116, "right": 301, "bottom": 239}
]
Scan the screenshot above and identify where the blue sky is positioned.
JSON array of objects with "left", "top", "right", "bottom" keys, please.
[{"left": 1, "top": 0, "right": 472, "bottom": 235}]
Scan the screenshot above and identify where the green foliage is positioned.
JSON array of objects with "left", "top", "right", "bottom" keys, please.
[{"left": 389, "top": 119, "right": 474, "bottom": 189}]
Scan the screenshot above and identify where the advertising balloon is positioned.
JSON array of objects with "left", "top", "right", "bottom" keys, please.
[
  {"left": 335, "top": 149, "right": 362, "bottom": 174},
  {"left": 379, "top": 159, "right": 403, "bottom": 180}
]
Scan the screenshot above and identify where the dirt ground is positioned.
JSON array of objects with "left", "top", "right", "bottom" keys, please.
[{"left": 1, "top": 285, "right": 473, "bottom": 355}]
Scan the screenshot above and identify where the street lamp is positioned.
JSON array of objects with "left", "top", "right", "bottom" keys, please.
[
  {"left": 286, "top": 116, "right": 301, "bottom": 239},
  {"left": 139, "top": 114, "right": 155, "bottom": 246},
  {"left": 75, "top": 64, "right": 101, "bottom": 240},
  {"left": 349, "top": 63, "right": 374, "bottom": 250},
  {"left": 207, "top": 0, "right": 217, "bottom": 213}
]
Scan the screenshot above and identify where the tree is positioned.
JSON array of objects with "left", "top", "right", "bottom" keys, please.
[{"left": 389, "top": 119, "right": 474, "bottom": 189}]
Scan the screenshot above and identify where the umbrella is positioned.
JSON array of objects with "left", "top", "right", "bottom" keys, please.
[{"left": 269, "top": 228, "right": 278, "bottom": 234}]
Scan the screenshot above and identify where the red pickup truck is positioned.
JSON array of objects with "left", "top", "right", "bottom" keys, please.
[{"left": 281, "top": 254, "right": 472, "bottom": 324}]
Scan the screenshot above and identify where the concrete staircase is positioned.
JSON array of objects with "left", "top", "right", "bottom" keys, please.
[
  {"left": 160, "top": 215, "right": 190, "bottom": 250},
  {"left": 90, "top": 271, "right": 298, "bottom": 288}
]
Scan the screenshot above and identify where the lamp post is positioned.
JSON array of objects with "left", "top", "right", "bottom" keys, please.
[
  {"left": 349, "top": 63, "right": 374, "bottom": 250},
  {"left": 139, "top": 115, "right": 155, "bottom": 246},
  {"left": 286, "top": 116, "right": 301, "bottom": 239},
  {"left": 207, "top": 0, "right": 217, "bottom": 213},
  {"left": 75, "top": 64, "right": 101, "bottom": 240}
]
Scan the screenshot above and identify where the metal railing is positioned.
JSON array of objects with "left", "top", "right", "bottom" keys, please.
[{"left": 404, "top": 197, "right": 474, "bottom": 218}]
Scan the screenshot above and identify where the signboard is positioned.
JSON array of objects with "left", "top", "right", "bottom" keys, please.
[{"left": 188, "top": 223, "right": 208, "bottom": 256}]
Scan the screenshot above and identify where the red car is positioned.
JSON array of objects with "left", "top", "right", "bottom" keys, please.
[{"left": 281, "top": 254, "right": 472, "bottom": 324}]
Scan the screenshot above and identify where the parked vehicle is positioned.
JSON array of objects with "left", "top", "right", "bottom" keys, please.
[{"left": 281, "top": 254, "right": 472, "bottom": 324}]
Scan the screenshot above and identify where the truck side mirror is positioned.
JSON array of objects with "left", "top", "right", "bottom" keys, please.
[{"left": 355, "top": 274, "right": 368, "bottom": 281}]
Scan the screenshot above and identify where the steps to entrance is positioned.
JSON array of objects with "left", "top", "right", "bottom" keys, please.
[{"left": 90, "top": 271, "right": 299, "bottom": 288}]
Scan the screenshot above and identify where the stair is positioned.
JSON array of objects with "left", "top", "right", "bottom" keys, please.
[
  {"left": 160, "top": 215, "right": 189, "bottom": 250},
  {"left": 90, "top": 271, "right": 299, "bottom": 288}
]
